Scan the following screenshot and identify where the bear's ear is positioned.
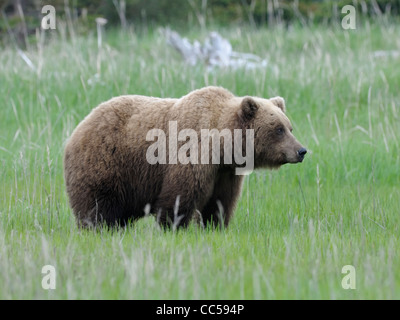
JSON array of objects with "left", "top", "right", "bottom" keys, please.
[
  {"left": 238, "top": 97, "right": 259, "bottom": 122},
  {"left": 270, "top": 96, "right": 286, "bottom": 113}
]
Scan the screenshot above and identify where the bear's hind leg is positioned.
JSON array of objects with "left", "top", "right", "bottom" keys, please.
[{"left": 75, "top": 195, "right": 134, "bottom": 229}]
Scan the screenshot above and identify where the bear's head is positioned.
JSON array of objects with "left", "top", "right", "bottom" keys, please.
[{"left": 237, "top": 96, "right": 307, "bottom": 169}]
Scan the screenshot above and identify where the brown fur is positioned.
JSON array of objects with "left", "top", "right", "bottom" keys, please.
[{"left": 64, "top": 86, "right": 305, "bottom": 229}]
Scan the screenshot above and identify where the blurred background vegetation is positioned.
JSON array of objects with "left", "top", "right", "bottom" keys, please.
[{"left": 1, "top": 0, "right": 400, "bottom": 47}]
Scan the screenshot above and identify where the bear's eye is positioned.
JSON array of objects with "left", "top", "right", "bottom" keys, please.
[{"left": 276, "top": 127, "right": 285, "bottom": 135}]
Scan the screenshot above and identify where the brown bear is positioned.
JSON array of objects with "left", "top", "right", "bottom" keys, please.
[{"left": 64, "top": 86, "right": 306, "bottom": 229}]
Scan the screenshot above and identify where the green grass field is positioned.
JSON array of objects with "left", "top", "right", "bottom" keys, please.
[{"left": 1, "top": 19, "right": 399, "bottom": 299}]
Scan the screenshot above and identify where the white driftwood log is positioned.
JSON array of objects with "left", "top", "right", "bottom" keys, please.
[{"left": 163, "top": 28, "right": 267, "bottom": 69}]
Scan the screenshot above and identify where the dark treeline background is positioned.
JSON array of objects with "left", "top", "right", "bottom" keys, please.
[{"left": 1, "top": 0, "right": 400, "bottom": 45}]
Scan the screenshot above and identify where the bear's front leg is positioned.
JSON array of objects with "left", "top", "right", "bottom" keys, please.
[
  {"left": 153, "top": 165, "right": 210, "bottom": 229},
  {"left": 154, "top": 192, "right": 195, "bottom": 229},
  {"left": 199, "top": 170, "right": 245, "bottom": 228}
]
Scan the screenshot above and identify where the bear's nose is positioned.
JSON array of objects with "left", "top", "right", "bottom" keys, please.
[{"left": 297, "top": 147, "right": 307, "bottom": 161}]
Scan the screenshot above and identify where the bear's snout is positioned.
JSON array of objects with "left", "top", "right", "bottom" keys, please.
[{"left": 297, "top": 147, "right": 307, "bottom": 162}]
